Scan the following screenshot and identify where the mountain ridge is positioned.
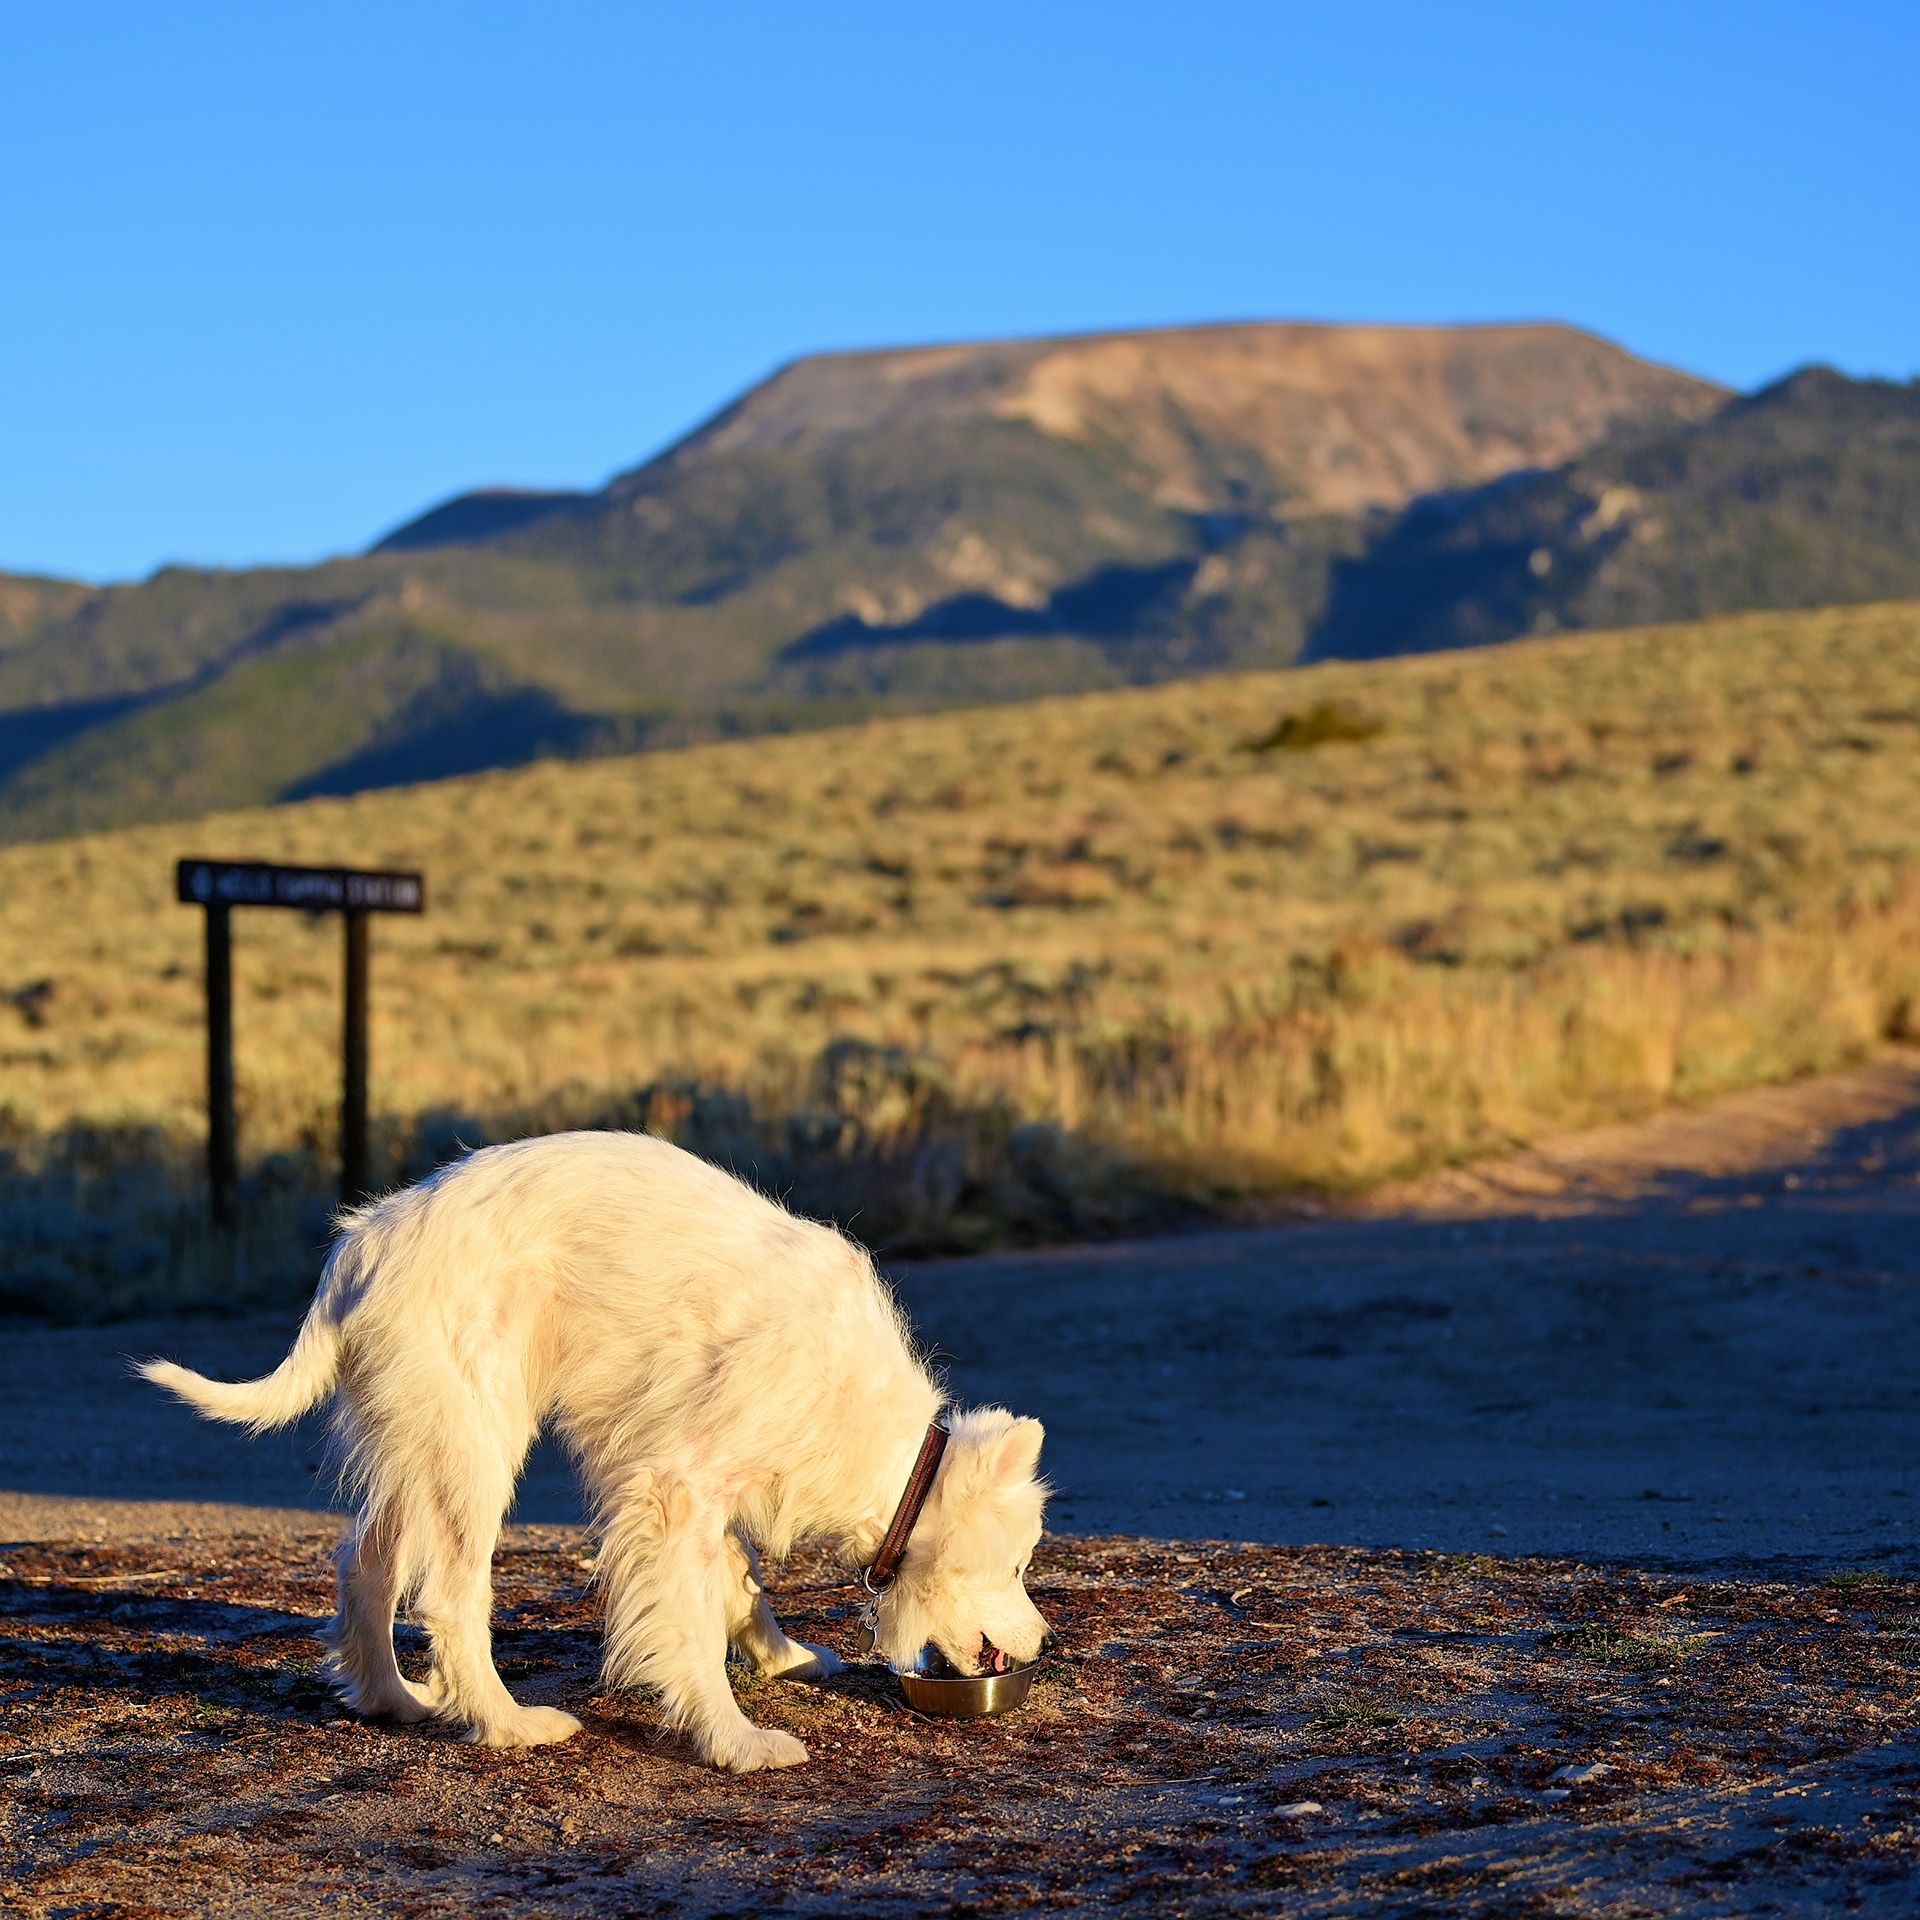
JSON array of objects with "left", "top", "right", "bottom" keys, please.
[
  {"left": 379, "top": 319, "right": 1723, "bottom": 553},
  {"left": 4, "top": 323, "right": 1913, "bottom": 847}
]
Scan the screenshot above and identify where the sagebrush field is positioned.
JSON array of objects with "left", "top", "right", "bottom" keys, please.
[{"left": 3, "top": 599, "right": 1918, "bottom": 1315}]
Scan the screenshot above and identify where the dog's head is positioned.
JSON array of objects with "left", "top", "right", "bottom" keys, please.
[{"left": 869, "top": 1407, "right": 1050, "bottom": 1675}]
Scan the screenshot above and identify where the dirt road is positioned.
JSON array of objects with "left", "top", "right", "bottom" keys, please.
[{"left": 5, "top": 1054, "right": 1918, "bottom": 1567}]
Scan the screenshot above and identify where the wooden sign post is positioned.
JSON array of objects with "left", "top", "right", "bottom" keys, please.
[{"left": 176, "top": 860, "right": 426, "bottom": 1225}]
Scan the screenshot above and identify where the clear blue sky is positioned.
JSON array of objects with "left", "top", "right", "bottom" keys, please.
[{"left": 5, "top": 1, "right": 1915, "bottom": 584}]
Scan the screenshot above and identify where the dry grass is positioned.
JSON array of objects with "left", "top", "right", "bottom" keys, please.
[{"left": 4, "top": 599, "right": 1919, "bottom": 1313}]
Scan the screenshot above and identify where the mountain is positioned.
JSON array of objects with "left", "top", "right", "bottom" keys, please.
[
  {"left": 0, "top": 320, "right": 1795, "bottom": 844},
  {"left": 386, "top": 321, "right": 1723, "bottom": 541},
  {"left": 0, "top": 571, "right": 92, "bottom": 647},
  {"left": 373, "top": 487, "right": 592, "bottom": 551},
  {"left": 375, "top": 323, "right": 1723, "bottom": 682},
  {"left": 1308, "top": 367, "right": 1920, "bottom": 660}
]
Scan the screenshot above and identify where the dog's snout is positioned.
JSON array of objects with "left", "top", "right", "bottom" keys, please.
[{"left": 1040, "top": 1631, "right": 1057, "bottom": 1657}]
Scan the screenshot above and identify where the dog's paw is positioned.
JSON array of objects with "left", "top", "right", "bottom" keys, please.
[
  {"left": 381, "top": 1681, "right": 439, "bottom": 1725},
  {"left": 713, "top": 1725, "right": 809, "bottom": 1772},
  {"left": 329, "top": 1671, "right": 440, "bottom": 1726},
  {"left": 791, "top": 1641, "right": 845, "bottom": 1680},
  {"left": 471, "top": 1705, "right": 583, "bottom": 1749},
  {"left": 761, "top": 1640, "right": 844, "bottom": 1682}
]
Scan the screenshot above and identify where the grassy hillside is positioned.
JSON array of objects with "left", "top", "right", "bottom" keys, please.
[
  {"left": 4, "top": 598, "right": 1918, "bottom": 1317},
  {"left": 0, "top": 324, "right": 1720, "bottom": 844}
]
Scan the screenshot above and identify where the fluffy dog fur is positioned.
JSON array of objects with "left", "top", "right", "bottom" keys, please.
[{"left": 140, "top": 1131, "right": 1050, "bottom": 1771}]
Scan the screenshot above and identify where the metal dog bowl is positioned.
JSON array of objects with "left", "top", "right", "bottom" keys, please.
[{"left": 898, "top": 1660, "right": 1038, "bottom": 1719}]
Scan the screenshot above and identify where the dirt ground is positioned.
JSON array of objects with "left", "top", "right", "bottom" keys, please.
[
  {"left": 4, "top": 1056, "right": 1920, "bottom": 1914},
  {"left": 4, "top": 1530, "right": 1919, "bottom": 1917}
]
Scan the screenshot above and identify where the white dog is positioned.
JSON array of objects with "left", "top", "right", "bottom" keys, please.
[{"left": 141, "top": 1131, "right": 1050, "bottom": 1771}]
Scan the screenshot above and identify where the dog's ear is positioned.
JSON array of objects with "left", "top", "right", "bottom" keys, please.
[{"left": 991, "top": 1417, "right": 1045, "bottom": 1487}]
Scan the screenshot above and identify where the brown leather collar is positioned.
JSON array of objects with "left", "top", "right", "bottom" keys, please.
[{"left": 862, "top": 1419, "right": 949, "bottom": 1593}]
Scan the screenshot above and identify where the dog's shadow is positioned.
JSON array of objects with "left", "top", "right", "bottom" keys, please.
[
  {"left": 722, "top": 1648, "right": 916, "bottom": 1717},
  {"left": 591, "top": 1655, "right": 930, "bottom": 1771},
  {"left": 0, "top": 1580, "right": 348, "bottom": 1728},
  {"left": 0, "top": 1575, "right": 600, "bottom": 1737},
  {"left": 793, "top": 1660, "right": 904, "bottom": 1710},
  {"left": 4, "top": 1567, "right": 926, "bottom": 1768}
]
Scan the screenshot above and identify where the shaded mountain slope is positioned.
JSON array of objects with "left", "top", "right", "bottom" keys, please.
[
  {"left": 372, "top": 487, "right": 592, "bottom": 553},
  {"left": 0, "top": 616, "right": 601, "bottom": 842},
  {"left": 1309, "top": 367, "right": 1920, "bottom": 660}
]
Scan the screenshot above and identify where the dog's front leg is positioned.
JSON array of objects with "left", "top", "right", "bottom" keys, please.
[
  {"left": 725, "top": 1534, "right": 844, "bottom": 1681},
  {"left": 600, "top": 1476, "right": 809, "bottom": 1773}
]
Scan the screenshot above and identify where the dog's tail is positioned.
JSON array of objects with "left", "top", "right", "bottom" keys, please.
[
  {"left": 138, "top": 1302, "right": 340, "bottom": 1431},
  {"left": 137, "top": 1231, "right": 362, "bottom": 1431}
]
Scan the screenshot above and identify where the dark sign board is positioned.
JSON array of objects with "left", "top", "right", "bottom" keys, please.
[
  {"left": 176, "top": 855, "right": 428, "bottom": 1226},
  {"left": 177, "top": 859, "right": 425, "bottom": 914}
]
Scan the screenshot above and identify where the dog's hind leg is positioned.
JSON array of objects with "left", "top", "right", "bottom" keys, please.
[
  {"left": 326, "top": 1512, "right": 436, "bottom": 1723},
  {"left": 725, "top": 1534, "right": 843, "bottom": 1682},
  {"left": 600, "top": 1476, "right": 808, "bottom": 1772},
  {"left": 406, "top": 1410, "right": 580, "bottom": 1749},
  {"left": 415, "top": 1516, "right": 581, "bottom": 1747}
]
